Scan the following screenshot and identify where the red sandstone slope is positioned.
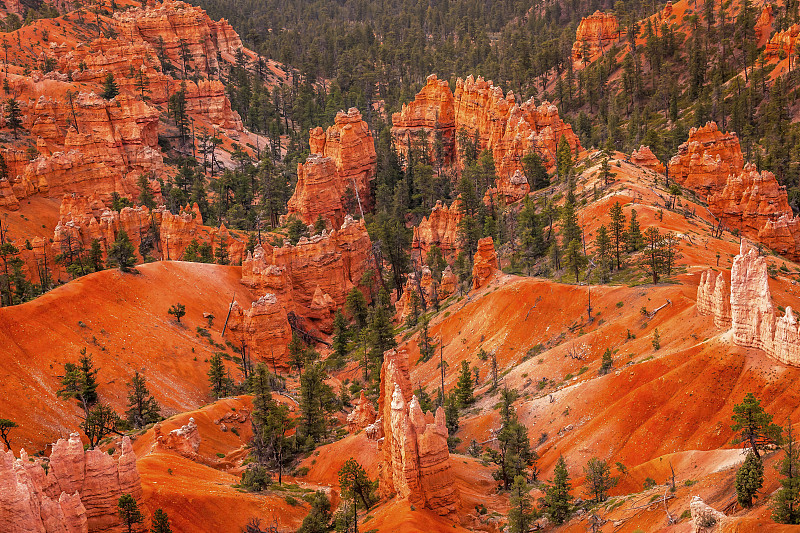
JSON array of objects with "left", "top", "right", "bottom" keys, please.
[{"left": 0, "top": 261, "right": 256, "bottom": 451}]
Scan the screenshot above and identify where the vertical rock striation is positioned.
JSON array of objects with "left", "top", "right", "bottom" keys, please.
[{"left": 471, "top": 237, "right": 499, "bottom": 290}]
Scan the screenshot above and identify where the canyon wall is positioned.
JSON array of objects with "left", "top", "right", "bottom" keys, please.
[
  {"left": 670, "top": 122, "right": 800, "bottom": 261},
  {"left": 227, "top": 294, "right": 292, "bottom": 369},
  {"left": 697, "top": 240, "right": 800, "bottom": 366},
  {"left": 0, "top": 433, "right": 142, "bottom": 533},
  {"left": 571, "top": 11, "right": 620, "bottom": 66},
  {"left": 286, "top": 108, "right": 376, "bottom": 227},
  {"left": 392, "top": 74, "right": 580, "bottom": 203},
  {"left": 412, "top": 200, "right": 463, "bottom": 262},
  {"left": 375, "top": 348, "right": 458, "bottom": 515}
]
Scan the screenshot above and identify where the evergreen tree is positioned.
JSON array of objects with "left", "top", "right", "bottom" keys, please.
[
  {"left": 207, "top": 353, "right": 229, "bottom": 399},
  {"left": 137, "top": 174, "right": 156, "bottom": 209},
  {"left": 250, "top": 364, "right": 295, "bottom": 484},
  {"left": 609, "top": 202, "right": 627, "bottom": 269},
  {"left": 83, "top": 403, "right": 121, "bottom": 448},
  {"left": 541, "top": 456, "right": 573, "bottom": 525},
  {"left": 560, "top": 201, "right": 581, "bottom": 246},
  {"left": 299, "top": 362, "right": 335, "bottom": 443},
  {"left": 444, "top": 393, "right": 461, "bottom": 451},
  {"left": 168, "top": 303, "right": 186, "bottom": 323},
  {"left": 455, "top": 360, "right": 474, "bottom": 406},
  {"left": 0, "top": 418, "right": 17, "bottom": 449},
  {"left": 338, "top": 458, "right": 377, "bottom": 532},
  {"left": 625, "top": 209, "right": 643, "bottom": 251},
  {"left": 773, "top": 422, "right": 800, "bottom": 524},
  {"left": 331, "top": 310, "right": 350, "bottom": 361},
  {"left": 214, "top": 238, "right": 230, "bottom": 265},
  {"left": 117, "top": 494, "right": 143, "bottom": 533},
  {"left": 641, "top": 226, "right": 665, "bottom": 284},
  {"left": 488, "top": 389, "right": 535, "bottom": 489},
  {"left": 508, "top": 475, "right": 535, "bottom": 533},
  {"left": 599, "top": 348, "right": 613, "bottom": 375},
  {"left": 556, "top": 136, "right": 573, "bottom": 182},
  {"left": 297, "top": 491, "right": 331, "bottom": 533},
  {"left": 417, "top": 315, "right": 436, "bottom": 363},
  {"left": 150, "top": 509, "right": 172, "bottom": 533},
  {"left": 346, "top": 287, "right": 368, "bottom": 332},
  {"left": 5, "top": 98, "right": 21, "bottom": 139},
  {"left": 288, "top": 332, "right": 307, "bottom": 375},
  {"left": 563, "top": 239, "right": 587, "bottom": 283},
  {"left": 107, "top": 230, "right": 136, "bottom": 272},
  {"left": 125, "top": 371, "right": 161, "bottom": 429},
  {"left": 736, "top": 451, "right": 763, "bottom": 508},
  {"left": 101, "top": 72, "right": 119, "bottom": 100},
  {"left": 731, "top": 393, "right": 782, "bottom": 459},
  {"left": 57, "top": 349, "right": 99, "bottom": 417},
  {"left": 522, "top": 150, "right": 549, "bottom": 191},
  {"left": 583, "top": 457, "right": 617, "bottom": 503}
]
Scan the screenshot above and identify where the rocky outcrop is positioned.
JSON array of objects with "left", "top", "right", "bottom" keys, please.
[
  {"left": 472, "top": 237, "right": 498, "bottom": 290},
  {"left": 392, "top": 74, "right": 581, "bottom": 183},
  {"left": 391, "top": 74, "right": 456, "bottom": 164},
  {"left": 756, "top": 5, "right": 774, "bottom": 44},
  {"left": 699, "top": 241, "right": 800, "bottom": 366},
  {"left": 287, "top": 108, "right": 376, "bottom": 227},
  {"left": 346, "top": 391, "right": 377, "bottom": 433},
  {"left": 493, "top": 170, "right": 530, "bottom": 204},
  {"left": 631, "top": 145, "right": 664, "bottom": 173},
  {"left": 412, "top": 200, "right": 463, "bottom": 262},
  {"left": 395, "top": 265, "right": 456, "bottom": 322},
  {"left": 155, "top": 417, "right": 202, "bottom": 461},
  {"left": 708, "top": 164, "right": 793, "bottom": 237},
  {"left": 242, "top": 216, "right": 372, "bottom": 327},
  {"left": 227, "top": 294, "right": 292, "bottom": 369},
  {"left": 571, "top": 12, "right": 620, "bottom": 66},
  {"left": 696, "top": 270, "right": 732, "bottom": 328},
  {"left": 0, "top": 433, "right": 142, "bottom": 533},
  {"left": 376, "top": 348, "right": 458, "bottom": 515},
  {"left": 765, "top": 24, "right": 799, "bottom": 61},
  {"left": 668, "top": 122, "right": 744, "bottom": 198},
  {"left": 690, "top": 496, "right": 731, "bottom": 532}
]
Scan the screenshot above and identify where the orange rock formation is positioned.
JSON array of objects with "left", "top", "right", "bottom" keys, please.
[
  {"left": 227, "top": 294, "right": 292, "bottom": 368},
  {"left": 630, "top": 145, "right": 664, "bottom": 173},
  {"left": 0, "top": 433, "right": 142, "bottom": 533},
  {"left": 376, "top": 348, "right": 458, "bottom": 515},
  {"left": 471, "top": 237, "right": 498, "bottom": 290},
  {"left": 412, "top": 200, "right": 463, "bottom": 262},
  {"left": 571, "top": 11, "right": 621, "bottom": 66},
  {"left": 287, "top": 108, "right": 376, "bottom": 227},
  {"left": 765, "top": 24, "right": 799, "bottom": 62},
  {"left": 668, "top": 122, "right": 744, "bottom": 197},
  {"left": 155, "top": 417, "right": 202, "bottom": 462},
  {"left": 346, "top": 391, "right": 377, "bottom": 433},
  {"left": 392, "top": 74, "right": 580, "bottom": 196}
]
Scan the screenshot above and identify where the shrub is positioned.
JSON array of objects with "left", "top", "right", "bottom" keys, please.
[{"left": 240, "top": 464, "right": 271, "bottom": 492}]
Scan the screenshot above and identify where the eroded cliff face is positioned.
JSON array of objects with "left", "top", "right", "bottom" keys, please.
[
  {"left": 0, "top": 433, "right": 142, "bottom": 533},
  {"left": 631, "top": 145, "right": 664, "bottom": 174},
  {"left": 346, "top": 391, "right": 377, "bottom": 433},
  {"left": 286, "top": 108, "right": 376, "bottom": 227},
  {"left": 668, "top": 122, "right": 744, "bottom": 197},
  {"left": 697, "top": 240, "right": 800, "bottom": 366},
  {"left": 765, "top": 24, "right": 799, "bottom": 61},
  {"left": 375, "top": 348, "right": 458, "bottom": 516},
  {"left": 472, "top": 237, "right": 499, "bottom": 290},
  {"left": 412, "top": 200, "right": 463, "bottom": 263},
  {"left": 391, "top": 74, "right": 580, "bottom": 201},
  {"left": 227, "top": 294, "right": 292, "bottom": 369},
  {"left": 571, "top": 11, "right": 620, "bottom": 66}
]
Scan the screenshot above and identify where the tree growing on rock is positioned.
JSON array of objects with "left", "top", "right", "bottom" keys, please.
[
  {"left": 117, "top": 493, "right": 143, "bottom": 533},
  {"left": 107, "top": 230, "right": 137, "bottom": 272},
  {"left": 125, "top": 370, "right": 161, "bottom": 429},
  {"left": 731, "top": 393, "right": 782, "bottom": 459},
  {"left": 168, "top": 303, "right": 186, "bottom": 323},
  {"left": 736, "top": 450, "right": 763, "bottom": 508},
  {"left": 772, "top": 421, "right": 800, "bottom": 524},
  {"left": 0, "top": 418, "right": 17, "bottom": 449},
  {"left": 583, "top": 457, "right": 617, "bottom": 503},
  {"left": 338, "top": 458, "right": 377, "bottom": 533},
  {"left": 541, "top": 456, "right": 573, "bottom": 524},
  {"left": 4, "top": 97, "right": 21, "bottom": 139},
  {"left": 101, "top": 72, "right": 119, "bottom": 100}
]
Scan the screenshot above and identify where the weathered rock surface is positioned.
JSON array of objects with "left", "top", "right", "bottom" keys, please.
[
  {"left": 227, "top": 294, "right": 292, "bottom": 368},
  {"left": 346, "top": 391, "right": 377, "bottom": 433},
  {"left": 155, "top": 417, "right": 202, "bottom": 461},
  {"left": 472, "top": 237, "right": 498, "bottom": 290},
  {"left": 571, "top": 11, "right": 620, "bottom": 66},
  {"left": 412, "top": 200, "right": 463, "bottom": 262},
  {"left": 392, "top": 74, "right": 580, "bottom": 186},
  {"left": 690, "top": 495, "right": 731, "bottom": 532},
  {"left": 669, "top": 122, "right": 744, "bottom": 198},
  {"left": 0, "top": 433, "right": 142, "bottom": 533},
  {"left": 242, "top": 216, "right": 372, "bottom": 330},
  {"left": 765, "top": 24, "right": 799, "bottom": 61},
  {"left": 696, "top": 270, "right": 732, "bottom": 329},
  {"left": 631, "top": 145, "right": 664, "bottom": 173},
  {"left": 375, "top": 348, "right": 458, "bottom": 515},
  {"left": 287, "top": 108, "right": 376, "bottom": 227}
]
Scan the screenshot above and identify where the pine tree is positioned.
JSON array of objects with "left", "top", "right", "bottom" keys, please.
[
  {"left": 167, "top": 303, "right": 186, "bottom": 323},
  {"left": 625, "top": 209, "right": 643, "bottom": 251},
  {"left": 57, "top": 349, "right": 99, "bottom": 417},
  {"left": 125, "top": 371, "right": 161, "bottom": 429},
  {"left": 207, "top": 353, "right": 228, "bottom": 399},
  {"left": 297, "top": 491, "right": 331, "bottom": 533},
  {"left": 101, "top": 72, "right": 119, "bottom": 100},
  {"left": 599, "top": 348, "right": 613, "bottom": 375},
  {"left": 508, "top": 475, "right": 535, "bottom": 533},
  {"left": 736, "top": 451, "right": 763, "bottom": 508},
  {"left": 107, "top": 230, "right": 136, "bottom": 272},
  {"left": 117, "top": 494, "right": 143, "bottom": 533},
  {"left": 150, "top": 509, "right": 172, "bottom": 533},
  {"left": 134, "top": 69, "right": 150, "bottom": 102},
  {"left": 346, "top": 287, "right": 368, "bottom": 332},
  {"left": 338, "top": 458, "right": 377, "bottom": 532},
  {"left": 609, "top": 202, "right": 626, "bottom": 269},
  {"left": 541, "top": 456, "right": 573, "bottom": 524},
  {"left": 417, "top": 315, "right": 436, "bottom": 363},
  {"left": 299, "top": 362, "right": 335, "bottom": 443},
  {"left": 731, "top": 393, "right": 782, "bottom": 459},
  {"left": 82, "top": 403, "right": 121, "bottom": 448},
  {"left": 641, "top": 226, "right": 665, "bottom": 284},
  {"left": 564, "top": 239, "right": 587, "bottom": 283},
  {"left": 331, "top": 310, "right": 349, "bottom": 361},
  {"left": 488, "top": 389, "right": 535, "bottom": 489},
  {"left": 214, "top": 238, "right": 230, "bottom": 265},
  {"left": 584, "top": 457, "right": 617, "bottom": 502},
  {"left": 556, "top": 135, "right": 573, "bottom": 182},
  {"left": 773, "top": 422, "right": 800, "bottom": 524},
  {"left": 137, "top": 174, "right": 156, "bottom": 209},
  {"left": 0, "top": 418, "right": 17, "bottom": 449},
  {"left": 250, "top": 364, "right": 294, "bottom": 484},
  {"left": 522, "top": 150, "right": 549, "bottom": 190},
  {"left": 560, "top": 202, "right": 581, "bottom": 246},
  {"left": 4, "top": 98, "right": 21, "bottom": 139},
  {"left": 455, "top": 360, "right": 474, "bottom": 406}
]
